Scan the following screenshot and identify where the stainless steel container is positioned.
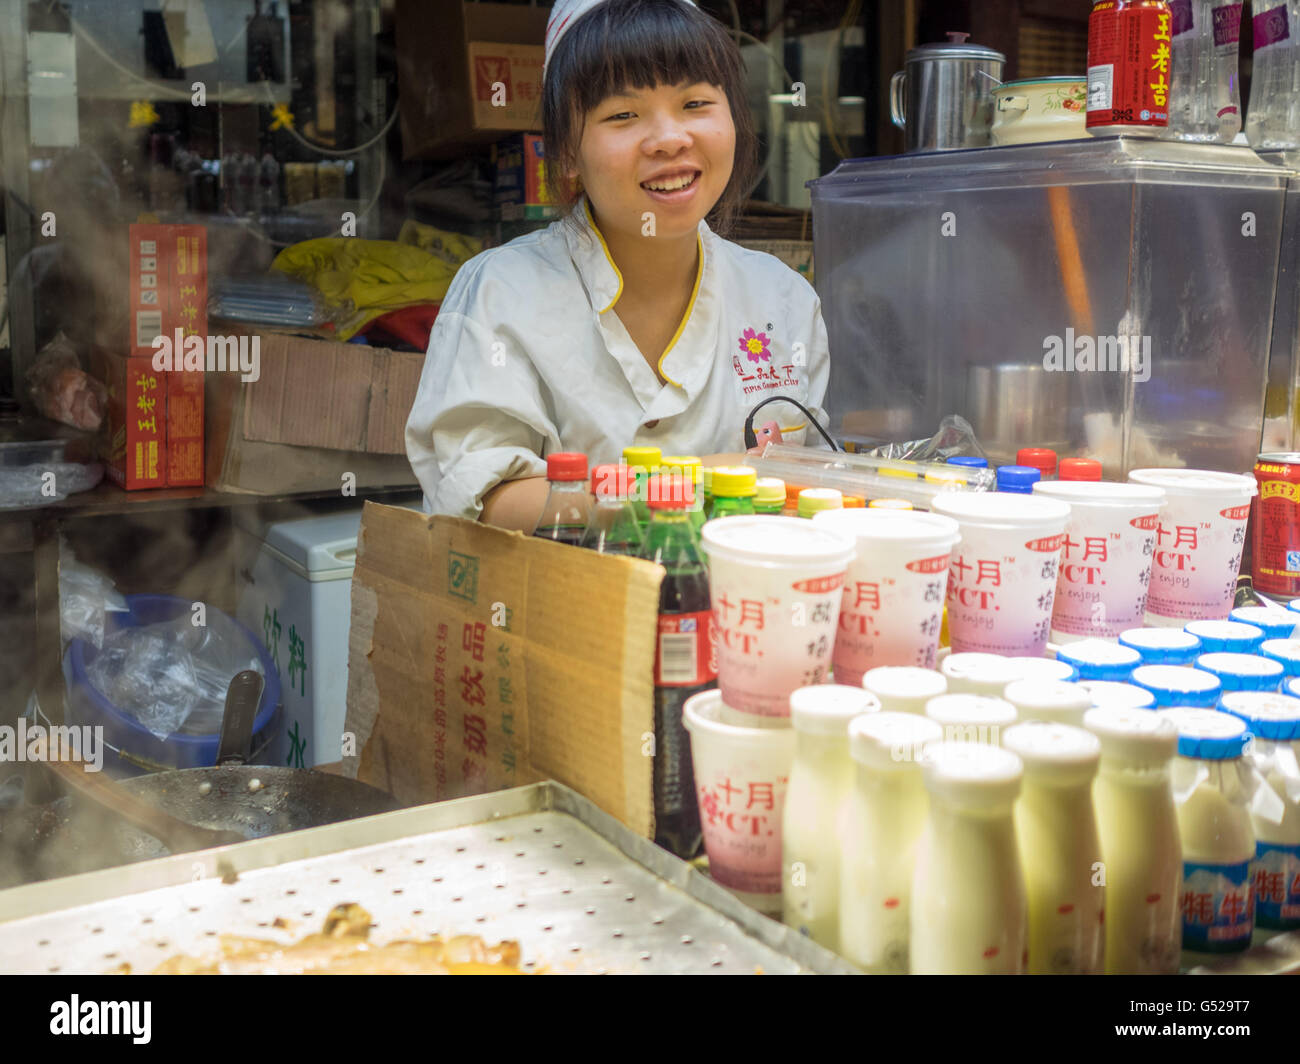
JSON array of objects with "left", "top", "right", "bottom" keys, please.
[
  {"left": 966, "top": 364, "right": 1071, "bottom": 462},
  {"left": 889, "top": 33, "right": 1005, "bottom": 152}
]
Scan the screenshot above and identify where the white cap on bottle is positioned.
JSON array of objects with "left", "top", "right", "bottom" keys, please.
[
  {"left": 862, "top": 666, "right": 948, "bottom": 714},
  {"left": 1002, "top": 721, "right": 1101, "bottom": 787},
  {"left": 941, "top": 652, "right": 1021, "bottom": 696},
  {"left": 921, "top": 741, "right": 1023, "bottom": 808},
  {"left": 925, "top": 693, "right": 1018, "bottom": 745},
  {"left": 1083, "top": 706, "right": 1178, "bottom": 765},
  {"left": 849, "top": 712, "right": 943, "bottom": 771},
  {"left": 789, "top": 684, "right": 880, "bottom": 736},
  {"left": 1003, "top": 679, "right": 1093, "bottom": 727},
  {"left": 1007, "top": 656, "right": 1077, "bottom": 683}
]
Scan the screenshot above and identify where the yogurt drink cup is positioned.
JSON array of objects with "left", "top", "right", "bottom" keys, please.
[
  {"left": 700, "top": 516, "right": 856, "bottom": 717},
  {"left": 1083, "top": 707, "right": 1183, "bottom": 974},
  {"left": 1003, "top": 722, "right": 1105, "bottom": 974},
  {"left": 683, "top": 691, "right": 795, "bottom": 913},
  {"left": 931, "top": 493, "right": 1071, "bottom": 657},
  {"left": 812, "top": 509, "right": 961, "bottom": 683},
  {"left": 1126, "top": 469, "right": 1257, "bottom": 625},
  {"left": 861, "top": 666, "right": 947, "bottom": 715},
  {"left": 1032, "top": 480, "right": 1166, "bottom": 642},
  {"left": 782, "top": 685, "right": 881, "bottom": 947},
  {"left": 839, "top": 712, "right": 943, "bottom": 973}
]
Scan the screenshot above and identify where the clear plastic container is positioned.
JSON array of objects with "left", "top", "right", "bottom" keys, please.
[
  {"left": 1246, "top": 2, "right": 1300, "bottom": 149},
  {"left": 1162, "top": 0, "right": 1244, "bottom": 143}
]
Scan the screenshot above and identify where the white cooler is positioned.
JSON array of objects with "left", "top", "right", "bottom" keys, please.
[{"left": 235, "top": 510, "right": 363, "bottom": 768}]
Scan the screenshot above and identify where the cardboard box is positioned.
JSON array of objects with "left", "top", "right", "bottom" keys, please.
[
  {"left": 205, "top": 333, "right": 422, "bottom": 494},
  {"left": 492, "top": 133, "right": 548, "bottom": 208},
  {"left": 95, "top": 350, "right": 167, "bottom": 490},
  {"left": 344, "top": 504, "right": 662, "bottom": 837},
  {"left": 396, "top": 0, "right": 546, "bottom": 159}
]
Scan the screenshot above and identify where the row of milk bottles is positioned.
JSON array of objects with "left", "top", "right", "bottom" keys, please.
[{"left": 781, "top": 673, "right": 1299, "bottom": 974}]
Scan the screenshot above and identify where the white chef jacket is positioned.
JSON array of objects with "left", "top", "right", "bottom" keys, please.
[{"left": 406, "top": 198, "right": 830, "bottom": 519}]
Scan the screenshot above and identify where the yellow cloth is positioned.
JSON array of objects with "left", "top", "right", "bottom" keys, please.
[{"left": 271, "top": 237, "right": 467, "bottom": 340}]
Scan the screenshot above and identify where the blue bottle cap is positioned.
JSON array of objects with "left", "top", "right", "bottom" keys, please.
[
  {"left": 1056, "top": 639, "right": 1142, "bottom": 682},
  {"left": 1264, "top": 639, "right": 1300, "bottom": 677},
  {"left": 1288, "top": 599, "right": 1300, "bottom": 615},
  {"left": 1193, "top": 652, "right": 1284, "bottom": 692},
  {"left": 1131, "top": 665, "right": 1223, "bottom": 707},
  {"left": 1155, "top": 708, "right": 1249, "bottom": 760},
  {"left": 1229, "top": 606, "right": 1296, "bottom": 641},
  {"left": 1182, "top": 620, "right": 1265, "bottom": 654},
  {"left": 947, "top": 455, "right": 989, "bottom": 469},
  {"left": 1118, "top": 627, "right": 1202, "bottom": 665},
  {"left": 995, "top": 465, "right": 1041, "bottom": 494},
  {"left": 1219, "top": 691, "right": 1300, "bottom": 741},
  {"left": 1078, "top": 680, "right": 1157, "bottom": 710}
]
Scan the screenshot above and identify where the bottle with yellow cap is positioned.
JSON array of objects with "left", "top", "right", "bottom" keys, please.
[
  {"left": 797, "top": 487, "right": 843, "bottom": 518},
  {"left": 754, "top": 477, "right": 787, "bottom": 515},
  {"left": 869, "top": 498, "right": 913, "bottom": 511},
  {"left": 842, "top": 495, "right": 866, "bottom": 508},
  {"left": 623, "top": 445, "right": 661, "bottom": 527},
  {"left": 662, "top": 455, "right": 705, "bottom": 532},
  {"left": 709, "top": 466, "right": 757, "bottom": 518},
  {"left": 701, "top": 467, "right": 716, "bottom": 516}
]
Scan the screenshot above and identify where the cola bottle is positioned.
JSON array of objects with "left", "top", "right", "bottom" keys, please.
[{"left": 532, "top": 453, "right": 592, "bottom": 546}]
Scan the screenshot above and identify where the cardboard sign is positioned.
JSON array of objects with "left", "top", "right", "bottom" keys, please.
[{"left": 344, "top": 504, "right": 662, "bottom": 838}]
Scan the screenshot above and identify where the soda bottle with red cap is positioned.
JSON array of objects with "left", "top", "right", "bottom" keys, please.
[
  {"left": 581, "top": 463, "right": 643, "bottom": 555},
  {"left": 1017, "top": 447, "right": 1058, "bottom": 481},
  {"left": 532, "top": 452, "right": 592, "bottom": 546},
  {"left": 639, "top": 471, "right": 713, "bottom": 858}
]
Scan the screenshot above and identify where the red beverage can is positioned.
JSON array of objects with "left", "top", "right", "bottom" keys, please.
[
  {"left": 1086, "top": 0, "right": 1172, "bottom": 134},
  {"left": 1251, "top": 452, "right": 1300, "bottom": 597}
]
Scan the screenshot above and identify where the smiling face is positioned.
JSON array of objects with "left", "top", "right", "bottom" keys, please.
[{"left": 569, "top": 80, "right": 736, "bottom": 244}]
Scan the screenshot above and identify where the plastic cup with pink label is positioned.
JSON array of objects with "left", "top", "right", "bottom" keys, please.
[
  {"left": 1126, "top": 469, "right": 1257, "bottom": 626},
  {"left": 930, "top": 493, "right": 1072, "bottom": 657},
  {"left": 700, "top": 516, "right": 856, "bottom": 717},
  {"left": 683, "top": 690, "right": 795, "bottom": 914},
  {"left": 1031, "top": 480, "right": 1167, "bottom": 643},
  {"left": 810, "top": 508, "right": 961, "bottom": 685}
]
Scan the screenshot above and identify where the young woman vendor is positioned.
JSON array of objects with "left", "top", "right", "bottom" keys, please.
[{"left": 406, "top": 0, "right": 831, "bottom": 529}]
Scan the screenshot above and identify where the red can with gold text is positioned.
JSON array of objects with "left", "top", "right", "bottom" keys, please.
[
  {"left": 1086, "top": 0, "right": 1172, "bottom": 135},
  {"left": 1251, "top": 453, "right": 1300, "bottom": 597}
]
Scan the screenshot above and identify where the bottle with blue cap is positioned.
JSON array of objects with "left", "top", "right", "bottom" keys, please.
[
  {"left": 1261, "top": 638, "right": 1300, "bottom": 678},
  {"left": 996, "top": 465, "right": 1041, "bottom": 495},
  {"left": 1218, "top": 692, "right": 1300, "bottom": 930},
  {"left": 1118, "top": 627, "right": 1203, "bottom": 666},
  {"left": 1183, "top": 619, "right": 1265, "bottom": 655},
  {"left": 1056, "top": 639, "right": 1141, "bottom": 682},
  {"left": 1079, "top": 680, "right": 1157, "bottom": 710},
  {"left": 1131, "top": 664, "right": 1223, "bottom": 708},
  {"left": 1229, "top": 606, "right": 1297, "bottom": 642},
  {"left": 1155, "top": 708, "right": 1256, "bottom": 954},
  {"left": 1193, "top": 652, "right": 1284, "bottom": 693},
  {"left": 947, "top": 455, "right": 989, "bottom": 470}
]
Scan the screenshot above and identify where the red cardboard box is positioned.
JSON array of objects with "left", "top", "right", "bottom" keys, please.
[{"left": 95, "top": 350, "right": 167, "bottom": 490}]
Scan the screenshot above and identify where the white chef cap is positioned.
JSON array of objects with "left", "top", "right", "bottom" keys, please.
[{"left": 544, "top": 0, "right": 699, "bottom": 76}]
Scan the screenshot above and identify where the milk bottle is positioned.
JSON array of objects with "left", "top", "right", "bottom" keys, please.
[
  {"left": 839, "top": 712, "right": 942, "bottom": 973},
  {"left": 1156, "top": 708, "right": 1257, "bottom": 954},
  {"left": 1003, "top": 722, "right": 1104, "bottom": 974},
  {"left": 782, "top": 684, "right": 880, "bottom": 947},
  {"left": 910, "top": 742, "right": 1027, "bottom": 974},
  {"left": 1082, "top": 706, "right": 1182, "bottom": 974}
]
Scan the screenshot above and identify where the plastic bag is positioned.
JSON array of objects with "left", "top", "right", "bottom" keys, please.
[
  {"left": 58, "top": 535, "right": 128, "bottom": 650},
  {"left": 0, "top": 461, "right": 103, "bottom": 510},
  {"left": 26, "top": 332, "right": 106, "bottom": 431},
  {"left": 865, "top": 414, "right": 987, "bottom": 464},
  {"left": 86, "top": 610, "right": 265, "bottom": 740}
]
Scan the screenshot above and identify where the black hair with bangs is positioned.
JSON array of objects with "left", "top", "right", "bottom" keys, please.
[{"left": 542, "top": 0, "right": 757, "bottom": 238}]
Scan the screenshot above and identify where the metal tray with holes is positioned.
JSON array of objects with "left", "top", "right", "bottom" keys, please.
[{"left": 0, "top": 781, "right": 859, "bottom": 974}]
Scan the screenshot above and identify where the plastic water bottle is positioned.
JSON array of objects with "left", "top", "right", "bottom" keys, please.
[
  {"left": 1164, "top": 0, "right": 1244, "bottom": 142},
  {"left": 1246, "top": 1, "right": 1300, "bottom": 149}
]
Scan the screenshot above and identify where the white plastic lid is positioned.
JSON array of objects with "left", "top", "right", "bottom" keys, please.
[
  {"left": 1185, "top": 620, "right": 1264, "bottom": 646},
  {"left": 682, "top": 690, "right": 796, "bottom": 748},
  {"left": 1262, "top": 638, "right": 1300, "bottom": 661},
  {"left": 925, "top": 693, "right": 1018, "bottom": 735},
  {"left": 921, "top": 742, "right": 1023, "bottom": 807},
  {"left": 849, "top": 712, "right": 943, "bottom": 770},
  {"left": 1131, "top": 664, "right": 1223, "bottom": 704},
  {"left": 941, "top": 653, "right": 1021, "bottom": 687},
  {"left": 1057, "top": 639, "right": 1142, "bottom": 674},
  {"left": 931, "top": 491, "right": 1071, "bottom": 530},
  {"left": 700, "top": 515, "right": 856, "bottom": 568},
  {"left": 1155, "top": 708, "right": 1249, "bottom": 760},
  {"left": 789, "top": 684, "right": 881, "bottom": 735},
  {"left": 1127, "top": 468, "right": 1257, "bottom": 498},
  {"left": 1003, "top": 680, "right": 1093, "bottom": 725},
  {"left": 1230, "top": 606, "right": 1297, "bottom": 635},
  {"left": 1083, "top": 706, "right": 1178, "bottom": 763},
  {"left": 1195, "top": 652, "right": 1284, "bottom": 678},
  {"left": 812, "top": 507, "right": 961, "bottom": 550},
  {"left": 1119, "top": 627, "right": 1202, "bottom": 650},
  {"left": 1032, "top": 480, "right": 1166, "bottom": 508},
  {"left": 1079, "top": 680, "right": 1157, "bottom": 710},
  {"left": 1002, "top": 721, "right": 1101, "bottom": 782},
  {"left": 862, "top": 666, "right": 948, "bottom": 704},
  {"left": 1218, "top": 691, "right": 1300, "bottom": 741},
  {"left": 1007, "top": 657, "right": 1077, "bottom": 683}
]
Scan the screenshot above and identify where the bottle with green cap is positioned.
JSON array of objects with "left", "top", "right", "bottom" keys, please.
[
  {"left": 798, "top": 487, "right": 843, "bottom": 518},
  {"left": 662, "top": 455, "right": 705, "bottom": 532},
  {"left": 708, "top": 466, "right": 757, "bottom": 519},
  {"left": 754, "top": 477, "right": 786, "bottom": 515},
  {"left": 623, "top": 445, "right": 661, "bottom": 526}
]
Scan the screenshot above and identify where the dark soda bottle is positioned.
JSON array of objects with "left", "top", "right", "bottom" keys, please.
[
  {"left": 638, "top": 472, "right": 714, "bottom": 858},
  {"left": 532, "top": 452, "right": 592, "bottom": 546}
]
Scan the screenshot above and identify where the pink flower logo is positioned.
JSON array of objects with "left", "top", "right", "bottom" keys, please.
[{"left": 738, "top": 327, "right": 771, "bottom": 364}]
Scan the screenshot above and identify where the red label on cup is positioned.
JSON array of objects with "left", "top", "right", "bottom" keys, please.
[
  {"left": 791, "top": 573, "right": 845, "bottom": 594},
  {"left": 1220, "top": 504, "right": 1251, "bottom": 520},
  {"left": 1130, "top": 513, "right": 1160, "bottom": 530},
  {"left": 905, "top": 554, "right": 952, "bottom": 574},
  {"left": 1024, "top": 534, "right": 1065, "bottom": 553}
]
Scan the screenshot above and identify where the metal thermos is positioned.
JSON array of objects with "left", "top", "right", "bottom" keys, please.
[{"left": 890, "top": 33, "right": 1005, "bottom": 152}]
